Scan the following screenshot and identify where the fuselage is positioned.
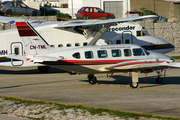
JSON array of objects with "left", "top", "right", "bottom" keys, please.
[{"left": 39, "top": 44, "right": 173, "bottom": 74}]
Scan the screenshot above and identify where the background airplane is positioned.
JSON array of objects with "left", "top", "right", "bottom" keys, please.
[
  {"left": 13, "top": 21, "right": 180, "bottom": 88},
  {"left": 0, "top": 16, "right": 174, "bottom": 53}
]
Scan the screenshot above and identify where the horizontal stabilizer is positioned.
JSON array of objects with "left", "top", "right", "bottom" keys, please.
[
  {"left": 33, "top": 56, "right": 62, "bottom": 63},
  {"left": 7, "top": 54, "right": 27, "bottom": 61}
]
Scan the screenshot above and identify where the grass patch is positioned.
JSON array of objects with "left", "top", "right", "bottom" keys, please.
[
  {"left": 172, "top": 56, "right": 180, "bottom": 59},
  {"left": 0, "top": 96, "right": 179, "bottom": 120}
]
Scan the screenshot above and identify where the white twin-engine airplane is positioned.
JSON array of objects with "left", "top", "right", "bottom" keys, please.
[{"left": 12, "top": 21, "right": 180, "bottom": 88}]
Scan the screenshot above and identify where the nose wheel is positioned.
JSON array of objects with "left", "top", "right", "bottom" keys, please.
[
  {"left": 129, "top": 72, "right": 139, "bottom": 88},
  {"left": 130, "top": 80, "right": 139, "bottom": 88},
  {"left": 156, "top": 71, "right": 163, "bottom": 84},
  {"left": 88, "top": 74, "right": 97, "bottom": 84}
]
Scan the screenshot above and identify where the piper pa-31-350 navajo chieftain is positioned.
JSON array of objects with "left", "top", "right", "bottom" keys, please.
[{"left": 10, "top": 21, "right": 180, "bottom": 88}]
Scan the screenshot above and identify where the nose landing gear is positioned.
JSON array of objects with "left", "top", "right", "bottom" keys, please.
[
  {"left": 156, "top": 71, "right": 163, "bottom": 84},
  {"left": 129, "top": 72, "right": 139, "bottom": 88}
]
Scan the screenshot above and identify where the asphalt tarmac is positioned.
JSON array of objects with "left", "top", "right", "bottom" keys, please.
[{"left": 0, "top": 66, "right": 180, "bottom": 118}]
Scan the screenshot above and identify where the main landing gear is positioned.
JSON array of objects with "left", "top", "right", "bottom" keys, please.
[
  {"left": 88, "top": 74, "right": 97, "bottom": 84},
  {"left": 156, "top": 71, "right": 163, "bottom": 84}
]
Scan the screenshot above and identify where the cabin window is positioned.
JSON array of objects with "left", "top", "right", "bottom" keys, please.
[
  {"left": 111, "top": 49, "right": 121, "bottom": 57},
  {"left": 72, "top": 52, "right": 80, "bottom": 59},
  {"left": 137, "top": 31, "right": 141, "bottom": 36},
  {"left": 107, "top": 40, "right": 113, "bottom": 45},
  {"left": 125, "top": 39, "right": 130, "bottom": 44},
  {"left": 50, "top": 45, "right": 55, "bottom": 47},
  {"left": 85, "top": 51, "right": 94, "bottom": 59},
  {"left": 97, "top": 50, "right": 108, "bottom": 58},
  {"left": 116, "top": 40, "right": 121, "bottom": 44},
  {"left": 83, "top": 42, "right": 88, "bottom": 46},
  {"left": 124, "top": 49, "right": 132, "bottom": 57},
  {"left": 67, "top": 44, "right": 71, "bottom": 47},
  {"left": 14, "top": 48, "right": 19, "bottom": 55},
  {"left": 133, "top": 48, "right": 145, "bottom": 56},
  {"left": 75, "top": 43, "right": 80, "bottom": 46},
  {"left": 58, "top": 44, "right": 63, "bottom": 47}
]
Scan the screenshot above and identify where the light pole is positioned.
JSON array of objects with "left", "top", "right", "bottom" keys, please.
[{"left": 72, "top": 0, "right": 73, "bottom": 18}]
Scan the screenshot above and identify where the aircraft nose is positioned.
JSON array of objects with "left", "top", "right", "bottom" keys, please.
[
  {"left": 153, "top": 37, "right": 175, "bottom": 53},
  {"left": 149, "top": 52, "right": 174, "bottom": 61}
]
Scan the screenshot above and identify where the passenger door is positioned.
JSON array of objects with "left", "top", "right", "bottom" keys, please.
[
  {"left": 122, "top": 31, "right": 133, "bottom": 44},
  {"left": 10, "top": 42, "right": 24, "bottom": 66}
]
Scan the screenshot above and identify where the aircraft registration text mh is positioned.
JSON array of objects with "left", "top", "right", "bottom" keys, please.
[
  {"left": 30, "top": 45, "right": 47, "bottom": 50},
  {"left": 0, "top": 50, "right": 7, "bottom": 55}
]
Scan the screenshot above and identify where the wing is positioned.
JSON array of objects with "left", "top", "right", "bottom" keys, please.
[
  {"left": 54, "top": 15, "right": 158, "bottom": 28},
  {"left": 0, "top": 15, "right": 157, "bottom": 27},
  {"left": 105, "top": 59, "right": 180, "bottom": 72}
]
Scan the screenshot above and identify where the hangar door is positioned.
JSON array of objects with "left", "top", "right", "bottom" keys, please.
[{"left": 103, "top": 1, "right": 123, "bottom": 18}]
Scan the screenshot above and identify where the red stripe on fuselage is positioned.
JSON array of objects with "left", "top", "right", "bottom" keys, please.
[
  {"left": 16, "top": 22, "right": 37, "bottom": 37},
  {"left": 109, "top": 60, "right": 163, "bottom": 68},
  {"left": 0, "top": 56, "right": 7, "bottom": 59},
  {"left": 42, "top": 59, "right": 137, "bottom": 65}
]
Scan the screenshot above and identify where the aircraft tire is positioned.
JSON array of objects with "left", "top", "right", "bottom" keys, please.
[
  {"left": 129, "top": 80, "right": 139, "bottom": 88},
  {"left": 88, "top": 75, "right": 97, "bottom": 84},
  {"left": 38, "top": 66, "right": 50, "bottom": 73},
  {"left": 156, "top": 77, "right": 163, "bottom": 84}
]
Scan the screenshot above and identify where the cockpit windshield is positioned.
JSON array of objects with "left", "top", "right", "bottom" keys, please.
[
  {"left": 142, "top": 48, "right": 150, "bottom": 55},
  {"left": 132, "top": 48, "right": 150, "bottom": 56},
  {"left": 137, "top": 30, "right": 151, "bottom": 36},
  {"left": 133, "top": 48, "right": 145, "bottom": 56}
]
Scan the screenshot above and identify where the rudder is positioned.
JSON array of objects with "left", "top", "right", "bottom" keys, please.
[{"left": 15, "top": 22, "right": 50, "bottom": 56}]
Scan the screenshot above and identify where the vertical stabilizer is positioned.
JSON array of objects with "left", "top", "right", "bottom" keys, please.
[{"left": 15, "top": 22, "right": 50, "bottom": 55}]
